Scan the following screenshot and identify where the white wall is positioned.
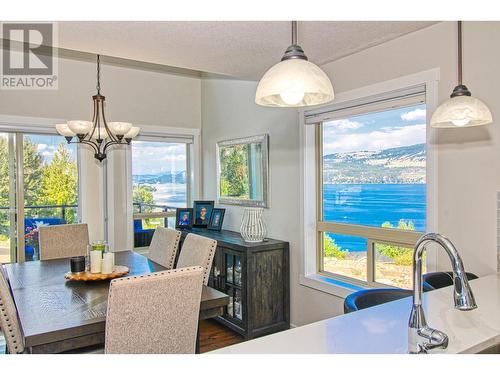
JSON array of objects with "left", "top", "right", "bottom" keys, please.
[
  {"left": 201, "top": 79, "right": 344, "bottom": 326},
  {"left": 201, "top": 21, "right": 500, "bottom": 326},
  {"left": 0, "top": 51, "right": 202, "bottom": 244}
]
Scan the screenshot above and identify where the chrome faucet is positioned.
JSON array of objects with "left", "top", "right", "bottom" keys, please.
[{"left": 408, "top": 233, "right": 477, "bottom": 354}]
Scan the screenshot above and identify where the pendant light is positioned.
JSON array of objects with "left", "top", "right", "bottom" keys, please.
[
  {"left": 56, "top": 55, "right": 140, "bottom": 161},
  {"left": 430, "top": 21, "right": 492, "bottom": 128},
  {"left": 255, "top": 21, "right": 334, "bottom": 107}
]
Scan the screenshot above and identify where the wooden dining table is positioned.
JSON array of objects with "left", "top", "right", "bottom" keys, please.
[{"left": 5, "top": 250, "right": 229, "bottom": 354}]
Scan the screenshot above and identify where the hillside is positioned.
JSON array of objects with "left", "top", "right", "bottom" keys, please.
[
  {"left": 323, "top": 143, "right": 426, "bottom": 184},
  {"left": 133, "top": 170, "right": 187, "bottom": 185}
]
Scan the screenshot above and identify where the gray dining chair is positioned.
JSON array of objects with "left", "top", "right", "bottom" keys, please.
[
  {"left": 0, "top": 263, "right": 25, "bottom": 354},
  {"left": 176, "top": 233, "right": 217, "bottom": 285},
  {"left": 39, "top": 223, "right": 89, "bottom": 260},
  {"left": 147, "top": 227, "right": 181, "bottom": 269},
  {"left": 104, "top": 266, "right": 204, "bottom": 354}
]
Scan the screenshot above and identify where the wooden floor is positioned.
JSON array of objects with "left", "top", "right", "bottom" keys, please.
[
  {"left": 199, "top": 319, "right": 244, "bottom": 353},
  {"left": 0, "top": 319, "right": 243, "bottom": 354}
]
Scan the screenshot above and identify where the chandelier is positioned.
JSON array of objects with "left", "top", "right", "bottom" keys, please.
[{"left": 55, "top": 55, "right": 140, "bottom": 161}]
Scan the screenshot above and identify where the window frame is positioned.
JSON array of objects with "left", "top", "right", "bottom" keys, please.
[
  {"left": 0, "top": 115, "right": 83, "bottom": 262},
  {"left": 299, "top": 69, "right": 440, "bottom": 297},
  {"left": 123, "top": 125, "right": 201, "bottom": 252}
]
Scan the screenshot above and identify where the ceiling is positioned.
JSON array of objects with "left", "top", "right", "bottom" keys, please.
[{"left": 57, "top": 21, "right": 438, "bottom": 80}]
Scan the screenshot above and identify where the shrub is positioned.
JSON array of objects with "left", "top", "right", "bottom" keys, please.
[
  {"left": 376, "top": 220, "right": 415, "bottom": 266},
  {"left": 324, "top": 235, "right": 347, "bottom": 259}
]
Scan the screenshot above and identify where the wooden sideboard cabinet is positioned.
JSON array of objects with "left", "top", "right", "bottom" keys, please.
[{"left": 178, "top": 228, "right": 290, "bottom": 340}]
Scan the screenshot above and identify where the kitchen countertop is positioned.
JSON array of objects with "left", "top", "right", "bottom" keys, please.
[{"left": 211, "top": 274, "right": 500, "bottom": 354}]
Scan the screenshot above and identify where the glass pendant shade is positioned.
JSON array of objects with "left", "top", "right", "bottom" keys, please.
[
  {"left": 55, "top": 123, "right": 75, "bottom": 137},
  {"left": 430, "top": 93, "right": 493, "bottom": 128},
  {"left": 108, "top": 121, "right": 133, "bottom": 136},
  {"left": 67, "top": 120, "right": 92, "bottom": 135},
  {"left": 430, "top": 21, "right": 492, "bottom": 128},
  {"left": 90, "top": 126, "right": 109, "bottom": 140},
  {"left": 255, "top": 58, "right": 334, "bottom": 107},
  {"left": 124, "top": 126, "right": 140, "bottom": 139}
]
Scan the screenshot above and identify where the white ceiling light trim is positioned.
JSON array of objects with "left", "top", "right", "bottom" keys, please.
[{"left": 255, "top": 21, "right": 334, "bottom": 108}]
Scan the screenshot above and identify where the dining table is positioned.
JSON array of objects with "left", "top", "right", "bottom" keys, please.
[{"left": 4, "top": 250, "right": 229, "bottom": 354}]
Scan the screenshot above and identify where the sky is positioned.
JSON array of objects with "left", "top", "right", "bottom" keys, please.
[
  {"left": 322, "top": 104, "right": 426, "bottom": 155},
  {"left": 0, "top": 133, "right": 76, "bottom": 164},
  {"left": 1, "top": 134, "right": 186, "bottom": 175},
  {"left": 131, "top": 141, "right": 186, "bottom": 175}
]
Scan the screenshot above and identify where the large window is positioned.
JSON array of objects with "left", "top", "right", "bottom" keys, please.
[
  {"left": 131, "top": 140, "right": 189, "bottom": 248},
  {"left": 316, "top": 98, "right": 427, "bottom": 289},
  {"left": 0, "top": 132, "right": 79, "bottom": 262}
]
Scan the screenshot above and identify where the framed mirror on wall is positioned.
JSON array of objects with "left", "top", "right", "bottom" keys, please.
[{"left": 216, "top": 134, "right": 269, "bottom": 208}]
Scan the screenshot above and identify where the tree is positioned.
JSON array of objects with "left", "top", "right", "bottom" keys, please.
[
  {"left": 323, "top": 234, "right": 347, "bottom": 259},
  {"left": 40, "top": 143, "right": 78, "bottom": 222},
  {"left": 133, "top": 184, "right": 157, "bottom": 228},
  {"left": 133, "top": 185, "right": 156, "bottom": 211},
  {"left": 376, "top": 220, "right": 416, "bottom": 265},
  {"left": 23, "top": 138, "right": 45, "bottom": 206},
  {"left": 0, "top": 137, "right": 44, "bottom": 239}
]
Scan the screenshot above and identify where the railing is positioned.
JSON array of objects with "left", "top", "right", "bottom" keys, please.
[{"left": 0, "top": 203, "right": 78, "bottom": 225}]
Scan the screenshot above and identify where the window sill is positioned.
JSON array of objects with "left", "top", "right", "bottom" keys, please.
[{"left": 299, "top": 273, "right": 365, "bottom": 299}]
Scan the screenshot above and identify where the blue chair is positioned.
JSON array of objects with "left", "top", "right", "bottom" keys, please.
[
  {"left": 24, "top": 217, "right": 67, "bottom": 260},
  {"left": 423, "top": 271, "right": 478, "bottom": 290},
  {"left": 133, "top": 219, "right": 155, "bottom": 248},
  {"left": 344, "top": 283, "right": 434, "bottom": 314}
]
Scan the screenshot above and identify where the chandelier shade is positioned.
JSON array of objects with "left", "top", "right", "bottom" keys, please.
[
  {"left": 430, "top": 21, "right": 492, "bottom": 128},
  {"left": 55, "top": 55, "right": 140, "bottom": 162},
  {"left": 55, "top": 123, "right": 75, "bottom": 137},
  {"left": 255, "top": 21, "right": 334, "bottom": 108}
]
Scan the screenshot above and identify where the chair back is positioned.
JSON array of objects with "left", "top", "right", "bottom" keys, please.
[
  {"left": 147, "top": 227, "right": 181, "bottom": 269},
  {"left": 423, "top": 271, "right": 478, "bottom": 290},
  {"left": 0, "top": 263, "right": 25, "bottom": 354},
  {"left": 176, "top": 233, "right": 217, "bottom": 285},
  {"left": 344, "top": 288, "right": 413, "bottom": 314},
  {"left": 105, "top": 267, "right": 204, "bottom": 354},
  {"left": 39, "top": 223, "right": 89, "bottom": 260}
]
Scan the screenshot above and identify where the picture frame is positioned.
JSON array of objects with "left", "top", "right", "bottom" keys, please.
[
  {"left": 193, "top": 200, "right": 215, "bottom": 227},
  {"left": 175, "top": 208, "right": 194, "bottom": 229},
  {"left": 208, "top": 208, "right": 226, "bottom": 231}
]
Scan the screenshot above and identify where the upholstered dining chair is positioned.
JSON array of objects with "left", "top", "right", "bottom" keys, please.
[
  {"left": 39, "top": 223, "right": 89, "bottom": 260},
  {"left": 0, "top": 263, "right": 25, "bottom": 354},
  {"left": 147, "top": 227, "right": 181, "bottom": 269},
  {"left": 176, "top": 233, "right": 217, "bottom": 285},
  {"left": 105, "top": 266, "right": 204, "bottom": 354}
]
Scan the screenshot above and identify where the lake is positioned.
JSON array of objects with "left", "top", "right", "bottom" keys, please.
[{"left": 323, "top": 183, "right": 426, "bottom": 252}]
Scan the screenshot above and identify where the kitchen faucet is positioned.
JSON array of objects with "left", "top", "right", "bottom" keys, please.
[{"left": 408, "top": 233, "right": 477, "bottom": 354}]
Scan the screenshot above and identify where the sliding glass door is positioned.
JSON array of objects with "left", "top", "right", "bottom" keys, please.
[
  {"left": 0, "top": 131, "right": 79, "bottom": 262},
  {"left": 0, "top": 133, "right": 17, "bottom": 263},
  {"left": 131, "top": 139, "right": 189, "bottom": 248}
]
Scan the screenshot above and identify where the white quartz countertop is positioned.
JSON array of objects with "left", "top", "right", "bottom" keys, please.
[{"left": 212, "top": 274, "right": 500, "bottom": 354}]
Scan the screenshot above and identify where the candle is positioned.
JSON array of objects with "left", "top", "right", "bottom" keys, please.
[
  {"left": 70, "top": 256, "right": 86, "bottom": 274},
  {"left": 101, "top": 252, "right": 114, "bottom": 274},
  {"left": 90, "top": 250, "right": 102, "bottom": 274}
]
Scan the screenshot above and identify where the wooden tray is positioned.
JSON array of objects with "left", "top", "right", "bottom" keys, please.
[{"left": 64, "top": 265, "right": 130, "bottom": 281}]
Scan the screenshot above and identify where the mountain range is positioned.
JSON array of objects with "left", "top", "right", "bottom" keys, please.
[
  {"left": 323, "top": 143, "right": 426, "bottom": 184},
  {"left": 133, "top": 170, "right": 187, "bottom": 185}
]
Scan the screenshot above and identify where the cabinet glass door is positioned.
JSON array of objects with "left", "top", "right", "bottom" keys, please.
[{"left": 224, "top": 252, "right": 243, "bottom": 321}]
